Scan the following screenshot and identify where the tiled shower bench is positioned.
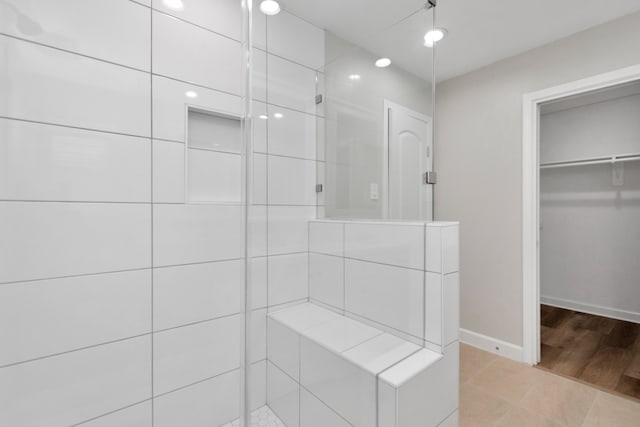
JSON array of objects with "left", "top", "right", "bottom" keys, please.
[{"left": 266, "top": 220, "right": 460, "bottom": 427}]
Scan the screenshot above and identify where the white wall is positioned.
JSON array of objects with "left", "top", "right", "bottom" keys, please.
[
  {"left": 0, "top": 0, "right": 321, "bottom": 425},
  {"left": 435, "top": 11, "right": 640, "bottom": 351},
  {"left": 540, "top": 93, "right": 640, "bottom": 322}
]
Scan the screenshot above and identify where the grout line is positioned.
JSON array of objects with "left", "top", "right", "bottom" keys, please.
[
  {"left": 0, "top": 333, "right": 150, "bottom": 370},
  {"left": 0, "top": 199, "right": 152, "bottom": 204},
  {"left": 72, "top": 398, "right": 152, "bottom": 426},
  {"left": 153, "top": 312, "right": 241, "bottom": 335},
  {"left": 149, "top": 5, "right": 155, "bottom": 424}
]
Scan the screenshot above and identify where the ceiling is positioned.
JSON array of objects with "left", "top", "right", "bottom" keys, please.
[{"left": 281, "top": 0, "right": 640, "bottom": 82}]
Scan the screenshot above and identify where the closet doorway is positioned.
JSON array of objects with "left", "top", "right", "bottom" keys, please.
[{"left": 522, "top": 66, "right": 640, "bottom": 401}]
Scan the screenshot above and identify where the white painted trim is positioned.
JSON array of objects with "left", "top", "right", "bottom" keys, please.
[
  {"left": 459, "top": 328, "right": 524, "bottom": 363},
  {"left": 541, "top": 296, "right": 640, "bottom": 324},
  {"left": 383, "top": 100, "right": 432, "bottom": 220},
  {"left": 522, "top": 64, "right": 640, "bottom": 366}
]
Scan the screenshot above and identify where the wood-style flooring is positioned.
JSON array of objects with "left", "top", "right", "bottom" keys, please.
[{"left": 539, "top": 304, "right": 640, "bottom": 401}]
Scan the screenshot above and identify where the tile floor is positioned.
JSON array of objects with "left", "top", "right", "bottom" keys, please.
[
  {"left": 460, "top": 343, "right": 640, "bottom": 426},
  {"left": 221, "top": 405, "right": 286, "bottom": 427}
]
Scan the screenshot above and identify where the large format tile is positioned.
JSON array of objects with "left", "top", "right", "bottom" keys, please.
[
  {"left": 0, "top": 0, "right": 151, "bottom": 70},
  {"left": 267, "top": 107, "right": 317, "bottom": 160},
  {"left": 79, "top": 401, "right": 152, "bottom": 427},
  {"left": 0, "top": 270, "right": 151, "bottom": 367},
  {"left": 425, "top": 223, "right": 459, "bottom": 274},
  {"left": 345, "top": 259, "right": 424, "bottom": 338},
  {"left": 344, "top": 222, "right": 424, "bottom": 270},
  {"left": 300, "top": 388, "right": 351, "bottom": 427},
  {"left": 303, "top": 316, "right": 382, "bottom": 353},
  {"left": 459, "top": 383, "right": 512, "bottom": 427},
  {"left": 153, "top": 11, "right": 241, "bottom": 94},
  {"left": 0, "top": 202, "right": 151, "bottom": 283},
  {"left": 153, "top": 260, "right": 242, "bottom": 330},
  {"left": 186, "top": 149, "right": 242, "bottom": 203},
  {"left": 267, "top": 253, "right": 309, "bottom": 306},
  {"left": 152, "top": 75, "right": 241, "bottom": 143},
  {"left": 582, "top": 391, "right": 640, "bottom": 427},
  {"left": 154, "top": 368, "right": 239, "bottom": 427},
  {"left": 267, "top": 155, "right": 317, "bottom": 206},
  {"left": 266, "top": 11, "right": 324, "bottom": 70},
  {"left": 267, "top": 54, "right": 318, "bottom": 115},
  {"left": 0, "top": 118, "right": 151, "bottom": 202},
  {"left": 153, "top": 314, "right": 241, "bottom": 395},
  {"left": 152, "top": 204, "right": 242, "bottom": 267},
  {"left": 267, "top": 362, "right": 300, "bottom": 427},
  {"left": 268, "top": 206, "right": 315, "bottom": 255},
  {"left": 342, "top": 333, "right": 421, "bottom": 376},
  {"left": 300, "top": 337, "right": 376, "bottom": 426},
  {"left": 0, "top": 36, "right": 150, "bottom": 136},
  {"left": 268, "top": 318, "right": 300, "bottom": 381},
  {"left": 0, "top": 336, "right": 151, "bottom": 427},
  {"left": 152, "top": 0, "right": 241, "bottom": 41},
  {"left": 309, "top": 253, "right": 344, "bottom": 310},
  {"left": 309, "top": 221, "right": 344, "bottom": 256}
]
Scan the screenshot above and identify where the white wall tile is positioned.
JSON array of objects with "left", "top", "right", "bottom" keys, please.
[
  {"left": 80, "top": 401, "right": 152, "bottom": 427},
  {"left": 153, "top": 315, "right": 241, "bottom": 395},
  {"left": 254, "top": 101, "right": 268, "bottom": 153},
  {"left": 268, "top": 253, "right": 309, "bottom": 306},
  {"left": 253, "top": 49, "right": 267, "bottom": 102},
  {"left": 0, "top": 336, "right": 151, "bottom": 427},
  {"left": 268, "top": 206, "right": 315, "bottom": 255},
  {"left": 444, "top": 273, "right": 460, "bottom": 346},
  {"left": 250, "top": 360, "right": 268, "bottom": 410},
  {"left": 268, "top": 303, "right": 341, "bottom": 333},
  {"left": 300, "top": 337, "right": 376, "bottom": 426},
  {"left": 268, "top": 55, "right": 318, "bottom": 115},
  {"left": 251, "top": 308, "right": 267, "bottom": 363},
  {"left": 153, "top": 11, "right": 240, "bottom": 93},
  {"left": 268, "top": 107, "right": 317, "bottom": 160},
  {"left": 425, "top": 272, "right": 443, "bottom": 348},
  {"left": 0, "top": 270, "right": 151, "bottom": 367},
  {"left": 0, "top": 0, "right": 151, "bottom": 70},
  {"left": 267, "top": 318, "right": 300, "bottom": 381},
  {"left": 251, "top": 206, "right": 268, "bottom": 257},
  {"left": 266, "top": 12, "right": 325, "bottom": 70},
  {"left": 342, "top": 333, "right": 421, "bottom": 376},
  {"left": 253, "top": 153, "right": 268, "bottom": 205},
  {"left": 251, "top": 256, "right": 268, "bottom": 309},
  {"left": 187, "top": 149, "right": 241, "bottom": 203},
  {"left": 153, "top": 140, "right": 184, "bottom": 203},
  {"left": 304, "top": 317, "right": 381, "bottom": 353},
  {"left": 300, "top": 388, "right": 351, "bottom": 427},
  {"left": 309, "top": 253, "right": 344, "bottom": 310},
  {"left": 152, "top": 75, "right": 241, "bottom": 143},
  {"left": 309, "top": 221, "right": 344, "bottom": 256},
  {"left": 152, "top": 0, "right": 241, "bottom": 41},
  {"left": 426, "top": 224, "right": 459, "bottom": 274},
  {"left": 0, "top": 36, "right": 150, "bottom": 136},
  {"left": 153, "top": 204, "right": 242, "bottom": 267},
  {"left": 154, "top": 369, "right": 240, "bottom": 427},
  {"left": 0, "top": 202, "right": 150, "bottom": 283},
  {"left": 345, "top": 259, "right": 424, "bottom": 338},
  {"left": 268, "top": 156, "right": 317, "bottom": 206},
  {"left": 0, "top": 118, "right": 151, "bottom": 202},
  {"left": 188, "top": 110, "right": 241, "bottom": 153},
  {"left": 267, "top": 362, "right": 299, "bottom": 427},
  {"left": 345, "top": 223, "right": 424, "bottom": 270},
  {"left": 153, "top": 260, "right": 242, "bottom": 331}
]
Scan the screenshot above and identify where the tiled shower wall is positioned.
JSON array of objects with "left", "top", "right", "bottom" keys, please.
[{"left": 0, "top": 0, "right": 322, "bottom": 425}]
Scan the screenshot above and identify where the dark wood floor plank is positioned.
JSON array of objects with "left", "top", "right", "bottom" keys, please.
[
  {"left": 550, "top": 330, "right": 603, "bottom": 378},
  {"left": 540, "top": 305, "right": 574, "bottom": 328},
  {"left": 602, "top": 322, "right": 640, "bottom": 349},
  {"left": 539, "top": 343, "right": 564, "bottom": 369},
  {"left": 615, "top": 375, "right": 640, "bottom": 400},
  {"left": 579, "top": 346, "right": 634, "bottom": 389}
]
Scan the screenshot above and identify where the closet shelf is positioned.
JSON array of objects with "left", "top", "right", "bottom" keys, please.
[{"left": 540, "top": 152, "right": 640, "bottom": 169}]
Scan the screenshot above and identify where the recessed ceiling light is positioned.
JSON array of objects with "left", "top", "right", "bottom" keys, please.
[
  {"left": 163, "top": 0, "right": 184, "bottom": 11},
  {"left": 259, "top": 114, "right": 269, "bottom": 120},
  {"left": 273, "top": 112, "right": 284, "bottom": 119},
  {"left": 349, "top": 74, "right": 361, "bottom": 81},
  {"left": 185, "top": 91, "right": 198, "bottom": 98},
  {"left": 375, "top": 58, "right": 391, "bottom": 68},
  {"left": 260, "top": 0, "right": 281, "bottom": 16},
  {"left": 424, "top": 28, "right": 447, "bottom": 47}
]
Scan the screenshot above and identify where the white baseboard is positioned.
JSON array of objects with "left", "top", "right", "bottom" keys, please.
[
  {"left": 541, "top": 296, "right": 640, "bottom": 324},
  {"left": 459, "top": 329, "right": 525, "bottom": 363}
]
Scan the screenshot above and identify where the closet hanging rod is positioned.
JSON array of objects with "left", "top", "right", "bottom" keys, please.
[{"left": 540, "top": 153, "right": 640, "bottom": 169}]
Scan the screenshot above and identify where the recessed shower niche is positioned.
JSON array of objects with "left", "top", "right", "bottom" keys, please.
[{"left": 185, "top": 107, "right": 242, "bottom": 204}]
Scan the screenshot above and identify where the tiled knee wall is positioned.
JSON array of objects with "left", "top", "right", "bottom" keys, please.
[{"left": 308, "top": 220, "right": 460, "bottom": 351}]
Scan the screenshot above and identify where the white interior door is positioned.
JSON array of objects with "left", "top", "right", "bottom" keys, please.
[{"left": 385, "top": 101, "right": 433, "bottom": 220}]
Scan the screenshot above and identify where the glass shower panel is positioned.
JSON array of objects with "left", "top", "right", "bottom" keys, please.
[{"left": 317, "top": 3, "right": 436, "bottom": 220}]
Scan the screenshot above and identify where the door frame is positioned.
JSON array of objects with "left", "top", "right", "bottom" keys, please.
[
  {"left": 521, "top": 64, "right": 640, "bottom": 365},
  {"left": 383, "top": 100, "right": 433, "bottom": 220}
]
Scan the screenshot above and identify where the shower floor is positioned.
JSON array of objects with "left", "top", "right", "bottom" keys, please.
[{"left": 221, "top": 405, "right": 286, "bottom": 427}]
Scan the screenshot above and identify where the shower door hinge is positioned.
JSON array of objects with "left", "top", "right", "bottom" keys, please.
[
  {"left": 424, "top": 171, "right": 437, "bottom": 184},
  {"left": 315, "top": 184, "right": 324, "bottom": 193},
  {"left": 315, "top": 94, "right": 323, "bottom": 105},
  {"left": 426, "top": 0, "right": 437, "bottom": 9}
]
